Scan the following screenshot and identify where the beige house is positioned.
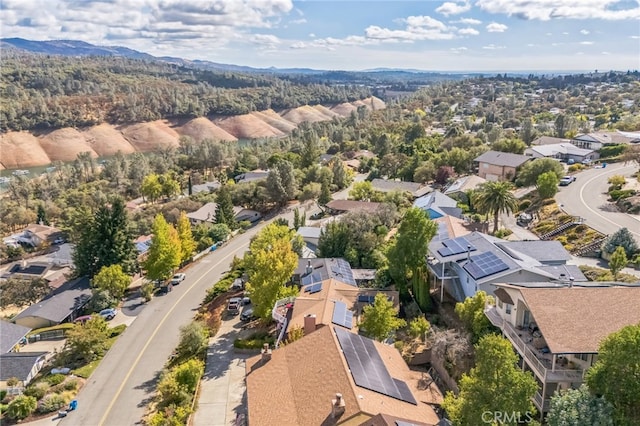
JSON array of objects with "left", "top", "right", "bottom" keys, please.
[
  {"left": 474, "top": 151, "right": 530, "bottom": 181},
  {"left": 485, "top": 283, "right": 640, "bottom": 417}
]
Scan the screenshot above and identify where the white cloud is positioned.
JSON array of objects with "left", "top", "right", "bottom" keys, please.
[
  {"left": 476, "top": 0, "right": 640, "bottom": 20},
  {"left": 436, "top": 1, "right": 471, "bottom": 16},
  {"left": 630, "top": 35, "right": 640, "bottom": 39},
  {"left": 450, "top": 46, "right": 468, "bottom": 53},
  {"left": 482, "top": 44, "right": 505, "bottom": 49},
  {"left": 486, "top": 22, "right": 508, "bottom": 32},
  {"left": 365, "top": 25, "right": 455, "bottom": 41},
  {"left": 309, "top": 33, "right": 316, "bottom": 38},
  {"left": 562, "top": 32, "right": 569, "bottom": 35},
  {"left": 458, "top": 27, "right": 479, "bottom": 35},
  {"left": 404, "top": 15, "right": 448, "bottom": 31},
  {"left": 289, "top": 18, "right": 306, "bottom": 24},
  {"left": 250, "top": 34, "right": 280, "bottom": 46},
  {"left": 452, "top": 17, "right": 482, "bottom": 25},
  {"left": 580, "top": 29, "right": 590, "bottom": 35},
  {"left": 602, "top": 51, "right": 611, "bottom": 55},
  {"left": 580, "top": 41, "right": 595, "bottom": 45}
]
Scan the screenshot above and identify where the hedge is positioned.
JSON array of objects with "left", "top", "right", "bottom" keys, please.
[{"left": 27, "top": 323, "right": 75, "bottom": 336}]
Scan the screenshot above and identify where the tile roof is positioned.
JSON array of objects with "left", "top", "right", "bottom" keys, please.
[
  {"left": 474, "top": 151, "right": 531, "bottom": 168},
  {"left": 246, "top": 325, "right": 441, "bottom": 426},
  {"left": 0, "top": 352, "right": 47, "bottom": 381},
  {"left": 13, "top": 277, "right": 92, "bottom": 325},
  {"left": 0, "top": 320, "right": 31, "bottom": 354},
  {"left": 510, "top": 285, "right": 640, "bottom": 354}
]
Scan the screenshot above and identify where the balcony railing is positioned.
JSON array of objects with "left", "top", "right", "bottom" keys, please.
[
  {"left": 485, "top": 306, "right": 585, "bottom": 383},
  {"left": 272, "top": 296, "right": 296, "bottom": 324},
  {"left": 533, "top": 391, "right": 551, "bottom": 412}
]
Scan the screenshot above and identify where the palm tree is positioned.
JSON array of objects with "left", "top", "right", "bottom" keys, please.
[{"left": 472, "top": 181, "right": 518, "bottom": 235}]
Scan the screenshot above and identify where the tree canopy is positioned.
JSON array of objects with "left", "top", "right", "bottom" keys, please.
[
  {"left": 586, "top": 323, "right": 640, "bottom": 425},
  {"left": 143, "top": 214, "right": 182, "bottom": 281},
  {"left": 602, "top": 228, "right": 638, "bottom": 258},
  {"left": 91, "top": 264, "right": 131, "bottom": 300},
  {"left": 359, "top": 293, "right": 406, "bottom": 342},
  {"left": 176, "top": 211, "right": 197, "bottom": 265},
  {"left": 547, "top": 385, "right": 614, "bottom": 426},
  {"left": 473, "top": 181, "right": 518, "bottom": 234},
  {"left": 515, "top": 158, "right": 564, "bottom": 187},
  {"left": 442, "top": 334, "right": 538, "bottom": 426},
  {"left": 536, "top": 171, "right": 559, "bottom": 199},
  {"left": 455, "top": 291, "right": 496, "bottom": 342}
]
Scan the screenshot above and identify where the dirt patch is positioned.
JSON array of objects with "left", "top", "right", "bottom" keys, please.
[
  {"left": 281, "top": 105, "right": 335, "bottom": 124},
  {"left": 249, "top": 110, "right": 297, "bottom": 133},
  {"left": 82, "top": 123, "right": 136, "bottom": 156},
  {"left": 175, "top": 117, "right": 238, "bottom": 142},
  {"left": 0, "top": 131, "right": 51, "bottom": 168},
  {"left": 363, "top": 96, "right": 386, "bottom": 110},
  {"left": 119, "top": 120, "right": 180, "bottom": 151},
  {"left": 215, "top": 114, "right": 284, "bottom": 139},
  {"left": 312, "top": 105, "right": 338, "bottom": 119},
  {"left": 330, "top": 102, "right": 358, "bottom": 116},
  {"left": 38, "top": 128, "right": 99, "bottom": 162}
]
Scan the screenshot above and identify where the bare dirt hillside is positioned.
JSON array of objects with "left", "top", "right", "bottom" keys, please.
[
  {"left": 0, "top": 98, "right": 385, "bottom": 169},
  {"left": 215, "top": 114, "right": 285, "bottom": 139},
  {"left": 120, "top": 120, "right": 180, "bottom": 151},
  {"left": 0, "top": 132, "right": 52, "bottom": 168},
  {"left": 38, "top": 128, "right": 99, "bottom": 162},
  {"left": 249, "top": 110, "right": 297, "bottom": 134},
  {"left": 83, "top": 123, "right": 137, "bottom": 156},
  {"left": 175, "top": 117, "right": 238, "bottom": 142}
]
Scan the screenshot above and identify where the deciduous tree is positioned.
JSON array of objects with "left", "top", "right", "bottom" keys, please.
[
  {"left": 359, "top": 293, "right": 406, "bottom": 342},
  {"left": 91, "top": 264, "right": 131, "bottom": 300},
  {"left": 586, "top": 323, "right": 640, "bottom": 425},
  {"left": 442, "top": 334, "right": 538, "bottom": 425},
  {"left": 244, "top": 224, "right": 299, "bottom": 320},
  {"left": 548, "top": 385, "right": 614, "bottom": 426},
  {"left": 454, "top": 291, "right": 495, "bottom": 342},
  {"left": 608, "top": 246, "right": 627, "bottom": 280},
  {"left": 176, "top": 211, "right": 196, "bottom": 265},
  {"left": 144, "top": 214, "right": 182, "bottom": 281},
  {"left": 64, "top": 316, "right": 110, "bottom": 362},
  {"left": 536, "top": 171, "right": 559, "bottom": 199},
  {"left": 141, "top": 173, "right": 162, "bottom": 203},
  {"left": 515, "top": 158, "right": 564, "bottom": 187}
]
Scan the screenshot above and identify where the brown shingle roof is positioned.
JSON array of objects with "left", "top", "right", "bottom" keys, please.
[
  {"left": 246, "top": 326, "right": 441, "bottom": 426},
  {"left": 517, "top": 286, "right": 640, "bottom": 354},
  {"left": 326, "top": 200, "right": 383, "bottom": 213}
]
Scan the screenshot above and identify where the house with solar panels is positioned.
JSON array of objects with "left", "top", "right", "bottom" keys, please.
[
  {"left": 245, "top": 325, "right": 442, "bottom": 426},
  {"left": 413, "top": 191, "right": 463, "bottom": 220},
  {"left": 427, "top": 232, "right": 587, "bottom": 302}
]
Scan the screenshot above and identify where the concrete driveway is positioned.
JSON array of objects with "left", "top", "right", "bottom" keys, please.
[{"left": 193, "top": 314, "right": 252, "bottom": 426}]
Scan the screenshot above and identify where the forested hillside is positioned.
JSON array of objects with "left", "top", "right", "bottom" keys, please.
[{"left": 0, "top": 51, "right": 371, "bottom": 131}]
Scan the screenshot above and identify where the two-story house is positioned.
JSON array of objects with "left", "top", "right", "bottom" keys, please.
[
  {"left": 427, "top": 232, "right": 586, "bottom": 302},
  {"left": 474, "top": 151, "right": 531, "bottom": 181},
  {"left": 485, "top": 282, "right": 640, "bottom": 418}
]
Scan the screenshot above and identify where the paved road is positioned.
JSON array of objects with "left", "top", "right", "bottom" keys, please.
[{"left": 555, "top": 162, "right": 640, "bottom": 245}]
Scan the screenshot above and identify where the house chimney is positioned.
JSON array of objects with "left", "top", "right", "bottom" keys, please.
[
  {"left": 569, "top": 277, "right": 574, "bottom": 288},
  {"left": 559, "top": 273, "right": 566, "bottom": 283},
  {"left": 261, "top": 343, "right": 272, "bottom": 363},
  {"left": 467, "top": 245, "right": 472, "bottom": 261},
  {"left": 331, "top": 393, "right": 346, "bottom": 418},
  {"left": 305, "top": 260, "right": 313, "bottom": 275},
  {"left": 304, "top": 314, "right": 316, "bottom": 335}
]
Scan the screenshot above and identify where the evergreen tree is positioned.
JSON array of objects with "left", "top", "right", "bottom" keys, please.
[
  {"left": 318, "top": 179, "right": 332, "bottom": 206},
  {"left": 215, "top": 184, "right": 235, "bottom": 227},
  {"left": 36, "top": 204, "right": 49, "bottom": 225}
]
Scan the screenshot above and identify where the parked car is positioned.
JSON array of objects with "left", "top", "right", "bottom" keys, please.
[
  {"left": 99, "top": 308, "right": 118, "bottom": 320},
  {"left": 230, "top": 278, "right": 244, "bottom": 291},
  {"left": 559, "top": 175, "right": 576, "bottom": 186},
  {"left": 170, "top": 273, "right": 186, "bottom": 285},
  {"left": 227, "top": 297, "right": 242, "bottom": 316},
  {"left": 53, "top": 237, "right": 66, "bottom": 245},
  {"left": 240, "top": 306, "right": 255, "bottom": 322},
  {"left": 241, "top": 296, "right": 251, "bottom": 306},
  {"left": 74, "top": 315, "right": 92, "bottom": 324}
]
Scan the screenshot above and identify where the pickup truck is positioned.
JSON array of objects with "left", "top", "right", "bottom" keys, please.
[
  {"left": 559, "top": 175, "right": 576, "bottom": 186},
  {"left": 227, "top": 297, "right": 242, "bottom": 316}
]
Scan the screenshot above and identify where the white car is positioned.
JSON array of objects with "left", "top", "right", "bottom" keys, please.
[
  {"left": 99, "top": 308, "right": 118, "bottom": 320},
  {"left": 170, "top": 273, "right": 186, "bottom": 285}
]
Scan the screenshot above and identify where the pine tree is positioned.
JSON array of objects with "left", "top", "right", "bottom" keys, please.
[
  {"left": 318, "top": 179, "right": 332, "bottom": 206},
  {"left": 215, "top": 184, "right": 235, "bottom": 227}
]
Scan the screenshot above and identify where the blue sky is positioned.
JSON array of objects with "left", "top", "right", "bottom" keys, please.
[{"left": 2, "top": 0, "right": 639, "bottom": 71}]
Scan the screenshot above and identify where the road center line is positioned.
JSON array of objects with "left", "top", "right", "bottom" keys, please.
[{"left": 98, "top": 243, "right": 243, "bottom": 426}]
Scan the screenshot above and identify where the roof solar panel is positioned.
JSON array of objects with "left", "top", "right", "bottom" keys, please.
[
  {"left": 307, "top": 282, "right": 323, "bottom": 294},
  {"left": 332, "top": 301, "right": 353, "bottom": 328},
  {"left": 334, "top": 327, "right": 417, "bottom": 405},
  {"left": 437, "top": 236, "right": 477, "bottom": 257},
  {"left": 330, "top": 259, "right": 357, "bottom": 286},
  {"left": 463, "top": 252, "right": 509, "bottom": 280},
  {"left": 434, "top": 221, "right": 449, "bottom": 241}
]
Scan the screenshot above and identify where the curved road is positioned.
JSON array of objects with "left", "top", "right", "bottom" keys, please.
[{"left": 556, "top": 162, "right": 640, "bottom": 245}]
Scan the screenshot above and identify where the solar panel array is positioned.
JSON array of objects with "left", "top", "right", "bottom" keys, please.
[
  {"left": 330, "top": 259, "right": 357, "bottom": 286},
  {"left": 301, "top": 272, "right": 323, "bottom": 287},
  {"left": 331, "top": 301, "right": 353, "bottom": 329},
  {"left": 395, "top": 421, "right": 419, "bottom": 426},
  {"left": 434, "top": 221, "right": 450, "bottom": 241},
  {"left": 358, "top": 294, "right": 376, "bottom": 304},
  {"left": 437, "top": 236, "right": 477, "bottom": 257},
  {"left": 334, "top": 327, "right": 417, "bottom": 405},
  {"left": 303, "top": 282, "right": 323, "bottom": 294},
  {"left": 464, "top": 252, "right": 510, "bottom": 280}
]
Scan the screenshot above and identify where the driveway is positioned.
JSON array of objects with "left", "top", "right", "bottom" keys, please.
[
  {"left": 556, "top": 162, "right": 640, "bottom": 245},
  {"left": 193, "top": 315, "right": 252, "bottom": 426}
]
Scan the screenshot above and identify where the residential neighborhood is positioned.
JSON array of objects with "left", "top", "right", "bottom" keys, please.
[{"left": 1, "top": 17, "right": 640, "bottom": 426}]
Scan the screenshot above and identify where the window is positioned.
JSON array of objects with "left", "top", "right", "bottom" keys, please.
[
  {"left": 498, "top": 299, "right": 503, "bottom": 309},
  {"left": 576, "top": 353, "right": 589, "bottom": 362},
  {"left": 505, "top": 304, "right": 512, "bottom": 314}
]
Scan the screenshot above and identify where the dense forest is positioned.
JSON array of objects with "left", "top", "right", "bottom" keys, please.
[{"left": 0, "top": 51, "right": 371, "bottom": 131}]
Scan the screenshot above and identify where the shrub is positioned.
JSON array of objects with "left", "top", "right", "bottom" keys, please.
[
  {"left": 556, "top": 236, "right": 568, "bottom": 245},
  {"left": 542, "top": 198, "right": 556, "bottom": 206},
  {"left": 46, "top": 374, "right": 66, "bottom": 386},
  {"left": 493, "top": 228, "right": 513, "bottom": 238},
  {"left": 173, "top": 359, "right": 204, "bottom": 394},
  {"left": 109, "top": 324, "right": 127, "bottom": 338},
  {"left": 6, "top": 395, "right": 37, "bottom": 420},
  {"left": 0, "top": 390, "right": 6, "bottom": 401},
  {"left": 23, "top": 383, "right": 49, "bottom": 400},
  {"left": 599, "top": 144, "right": 626, "bottom": 158},
  {"left": 6, "top": 377, "right": 20, "bottom": 387},
  {"left": 63, "top": 379, "right": 79, "bottom": 391},
  {"left": 609, "top": 189, "right": 635, "bottom": 201},
  {"left": 175, "top": 322, "right": 209, "bottom": 359},
  {"left": 568, "top": 164, "right": 584, "bottom": 172},
  {"left": 574, "top": 224, "right": 588, "bottom": 233},
  {"left": 141, "top": 281, "right": 155, "bottom": 302},
  {"left": 86, "top": 289, "right": 118, "bottom": 313},
  {"left": 233, "top": 331, "right": 275, "bottom": 349},
  {"left": 37, "top": 394, "right": 67, "bottom": 414}
]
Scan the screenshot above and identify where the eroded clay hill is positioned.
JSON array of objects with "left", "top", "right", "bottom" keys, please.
[{"left": 0, "top": 97, "right": 384, "bottom": 169}]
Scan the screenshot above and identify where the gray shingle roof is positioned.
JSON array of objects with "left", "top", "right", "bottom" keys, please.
[
  {"left": 0, "top": 352, "right": 47, "bottom": 381},
  {"left": 474, "top": 150, "right": 531, "bottom": 168},
  {"left": 294, "top": 258, "right": 357, "bottom": 287},
  {"left": 499, "top": 241, "right": 571, "bottom": 264},
  {"left": 0, "top": 320, "right": 31, "bottom": 353},
  {"left": 13, "top": 277, "right": 92, "bottom": 325}
]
